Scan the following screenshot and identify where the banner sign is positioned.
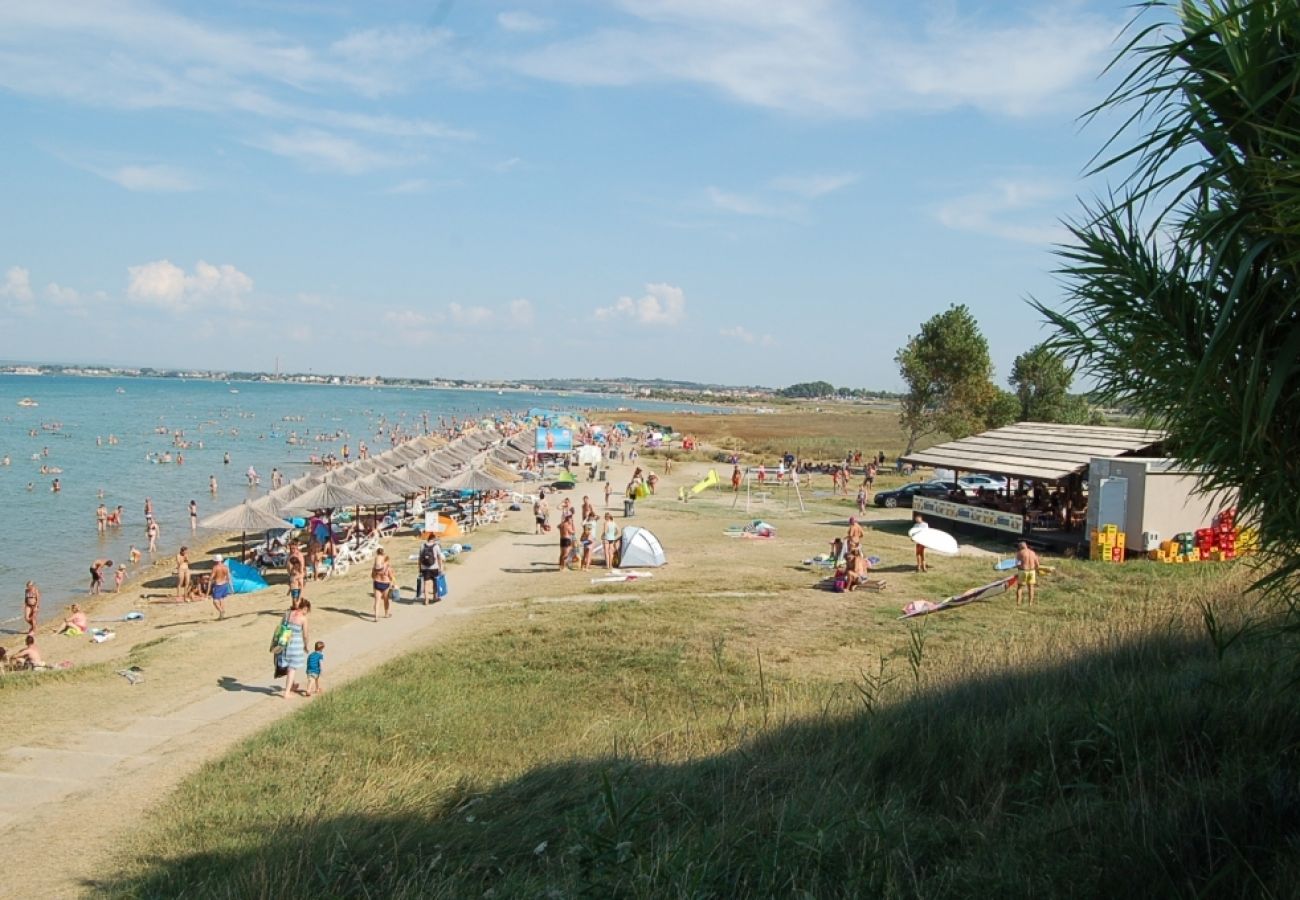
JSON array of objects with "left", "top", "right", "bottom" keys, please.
[
  {"left": 536, "top": 427, "right": 573, "bottom": 453},
  {"left": 914, "top": 497, "right": 1024, "bottom": 535}
]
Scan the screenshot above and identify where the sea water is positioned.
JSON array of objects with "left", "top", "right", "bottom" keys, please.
[{"left": 0, "top": 374, "right": 709, "bottom": 625}]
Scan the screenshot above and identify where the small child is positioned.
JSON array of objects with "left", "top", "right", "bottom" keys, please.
[
  {"left": 129, "top": 544, "right": 142, "bottom": 565},
  {"left": 114, "top": 564, "right": 127, "bottom": 592},
  {"left": 306, "top": 641, "right": 325, "bottom": 695}
]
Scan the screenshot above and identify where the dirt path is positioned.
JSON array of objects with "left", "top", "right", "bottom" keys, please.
[{"left": 0, "top": 507, "right": 559, "bottom": 897}]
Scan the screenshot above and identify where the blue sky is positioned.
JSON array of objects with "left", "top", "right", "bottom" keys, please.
[{"left": 0, "top": 0, "right": 1144, "bottom": 389}]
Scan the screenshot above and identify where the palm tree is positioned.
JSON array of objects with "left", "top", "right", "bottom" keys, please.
[{"left": 1038, "top": 0, "right": 1300, "bottom": 599}]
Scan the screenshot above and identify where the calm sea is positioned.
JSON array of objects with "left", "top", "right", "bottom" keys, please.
[{"left": 0, "top": 374, "right": 712, "bottom": 625}]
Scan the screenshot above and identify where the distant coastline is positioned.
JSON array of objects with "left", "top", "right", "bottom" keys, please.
[{"left": 0, "top": 363, "right": 774, "bottom": 405}]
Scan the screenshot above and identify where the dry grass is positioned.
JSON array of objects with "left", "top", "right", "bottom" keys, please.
[
  {"left": 99, "top": 414, "right": 1300, "bottom": 898},
  {"left": 625, "top": 403, "right": 917, "bottom": 463}
]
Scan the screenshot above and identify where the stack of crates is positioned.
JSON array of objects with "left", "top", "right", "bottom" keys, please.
[
  {"left": 1148, "top": 508, "right": 1249, "bottom": 563},
  {"left": 1090, "top": 523, "right": 1126, "bottom": 562}
]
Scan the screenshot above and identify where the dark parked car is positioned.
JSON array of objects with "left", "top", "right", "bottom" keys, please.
[{"left": 874, "top": 481, "right": 963, "bottom": 509}]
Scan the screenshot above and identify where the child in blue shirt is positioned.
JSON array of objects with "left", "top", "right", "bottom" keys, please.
[{"left": 306, "top": 641, "right": 325, "bottom": 695}]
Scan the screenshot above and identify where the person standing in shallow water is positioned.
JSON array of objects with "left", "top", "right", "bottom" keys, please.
[{"left": 89, "top": 559, "right": 112, "bottom": 595}]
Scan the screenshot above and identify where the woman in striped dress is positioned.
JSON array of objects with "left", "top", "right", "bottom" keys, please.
[{"left": 279, "top": 599, "right": 311, "bottom": 698}]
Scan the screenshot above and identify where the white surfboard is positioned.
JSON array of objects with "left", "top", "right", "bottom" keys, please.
[{"left": 908, "top": 524, "right": 960, "bottom": 556}]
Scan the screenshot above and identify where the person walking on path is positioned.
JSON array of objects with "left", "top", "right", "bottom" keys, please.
[
  {"left": 210, "top": 554, "right": 232, "bottom": 620},
  {"left": 416, "top": 535, "right": 444, "bottom": 605},
  {"left": 534, "top": 490, "right": 550, "bottom": 534},
  {"left": 23, "top": 581, "right": 40, "bottom": 635},
  {"left": 278, "top": 599, "right": 311, "bottom": 698},
  {"left": 371, "top": 548, "right": 394, "bottom": 621},
  {"left": 1015, "top": 541, "right": 1041, "bottom": 607}
]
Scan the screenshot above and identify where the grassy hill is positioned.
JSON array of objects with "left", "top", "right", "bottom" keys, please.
[{"left": 101, "top": 473, "right": 1299, "bottom": 898}]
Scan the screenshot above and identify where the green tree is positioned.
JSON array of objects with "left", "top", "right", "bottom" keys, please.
[
  {"left": 1009, "top": 343, "right": 1091, "bottom": 423},
  {"left": 777, "top": 381, "right": 835, "bottom": 399},
  {"left": 895, "top": 304, "right": 998, "bottom": 454},
  {"left": 1037, "top": 0, "right": 1300, "bottom": 596}
]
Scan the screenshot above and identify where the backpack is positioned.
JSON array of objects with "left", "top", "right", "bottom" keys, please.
[{"left": 419, "top": 543, "right": 438, "bottom": 570}]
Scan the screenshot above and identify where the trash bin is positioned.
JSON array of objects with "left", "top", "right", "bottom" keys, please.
[{"left": 623, "top": 498, "right": 635, "bottom": 517}]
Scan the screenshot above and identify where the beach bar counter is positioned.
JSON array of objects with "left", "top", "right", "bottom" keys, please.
[{"left": 898, "top": 422, "right": 1180, "bottom": 554}]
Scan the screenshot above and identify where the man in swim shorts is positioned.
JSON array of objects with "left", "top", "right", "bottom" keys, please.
[
  {"left": 1015, "top": 541, "right": 1041, "bottom": 606},
  {"left": 210, "top": 554, "right": 232, "bottom": 620}
]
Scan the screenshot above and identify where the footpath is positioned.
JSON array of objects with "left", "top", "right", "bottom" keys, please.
[{"left": 0, "top": 518, "right": 550, "bottom": 897}]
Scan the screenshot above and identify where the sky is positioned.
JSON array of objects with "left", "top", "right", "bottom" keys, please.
[{"left": 0, "top": 0, "right": 1154, "bottom": 389}]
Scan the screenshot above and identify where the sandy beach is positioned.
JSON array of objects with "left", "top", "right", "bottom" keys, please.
[{"left": 0, "top": 451, "right": 743, "bottom": 894}]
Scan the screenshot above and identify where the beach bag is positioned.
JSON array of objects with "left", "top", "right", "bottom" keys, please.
[
  {"left": 435, "top": 573, "right": 448, "bottom": 599},
  {"left": 388, "top": 585, "right": 401, "bottom": 603},
  {"left": 269, "top": 617, "right": 291, "bottom": 653}
]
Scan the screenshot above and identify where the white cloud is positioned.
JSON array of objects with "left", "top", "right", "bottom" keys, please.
[
  {"left": 707, "top": 186, "right": 776, "bottom": 217},
  {"left": 448, "top": 303, "right": 494, "bottom": 326},
  {"left": 2, "top": 266, "right": 34, "bottom": 304},
  {"left": 0, "top": 2, "right": 470, "bottom": 172},
  {"left": 126, "top": 259, "right": 254, "bottom": 312},
  {"left": 497, "top": 11, "right": 552, "bottom": 33},
  {"left": 44, "top": 282, "right": 81, "bottom": 306},
  {"left": 382, "top": 310, "right": 439, "bottom": 329},
  {"left": 720, "top": 324, "right": 775, "bottom": 346},
  {"left": 331, "top": 26, "right": 448, "bottom": 64},
  {"left": 507, "top": 1, "right": 1120, "bottom": 118},
  {"left": 107, "top": 164, "right": 196, "bottom": 192},
  {"left": 384, "top": 178, "right": 431, "bottom": 195},
  {"left": 253, "top": 129, "right": 404, "bottom": 174},
  {"left": 771, "top": 172, "right": 857, "bottom": 198},
  {"left": 595, "top": 283, "right": 686, "bottom": 326},
  {"left": 934, "top": 178, "right": 1071, "bottom": 244},
  {"left": 508, "top": 298, "right": 535, "bottom": 325}
]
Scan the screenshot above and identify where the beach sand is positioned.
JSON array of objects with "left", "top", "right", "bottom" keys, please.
[{"left": 0, "top": 453, "right": 926, "bottom": 895}]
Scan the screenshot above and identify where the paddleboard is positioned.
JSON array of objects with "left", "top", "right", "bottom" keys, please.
[
  {"left": 908, "top": 524, "right": 960, "bottom": 556},
  {"left": 899, "top": 575, "right": 1015, "bottom": 619}
]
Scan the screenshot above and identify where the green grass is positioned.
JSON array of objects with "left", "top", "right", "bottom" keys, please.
[{"left": 102, "top": 557, "right": 1300, "bottom": 898}]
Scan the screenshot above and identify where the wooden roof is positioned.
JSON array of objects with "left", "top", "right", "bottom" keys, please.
[{"left": 899, "top": 422, "right": 1166, "bottom": 483}]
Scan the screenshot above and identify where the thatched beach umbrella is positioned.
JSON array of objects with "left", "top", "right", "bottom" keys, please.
[
  {"left": 199, "top": 499, "right": 294, "bottom": 557},
  {"left": 282, "top": 477, "right": 373, "bottom": 514},
  {"left": 438, "top": 467, "right": 514, "bottom": 493},
  {"left": 350, "top": 475, "right": 406, "bottom": 506}
]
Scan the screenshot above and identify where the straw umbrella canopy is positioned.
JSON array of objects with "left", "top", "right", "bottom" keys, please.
[
  {"left": 350, "top": 474, "right": 406, "bottom": 505},
  {"left": 438, "top": 467, "right": 514, "bottom": 493},
  {"left": 282, "top": 477, "right": 373, "bottom": 514},
  {"left": 483, "top": 461, "right": 522, "bottom": 484},
  {"left": 390, "top": 442, "right": 428, "bottom": 463},
  {"left": 199, "top": 499, "right": 294, "bottom": 556},
  {"left": 397, "top": 463, "right": 444, "bottom": 489},
  {"left": 368, "top": 470, "right": 426, "bottom": 497},
  {"left": 267, "top": 479, "right": 310, "bottom": 506}
]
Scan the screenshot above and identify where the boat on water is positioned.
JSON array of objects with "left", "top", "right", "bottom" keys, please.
[
  {"left": 115, "top": 387, "right": 126, "bottom": 394},
  {"left": 230, "top": 389, "right": 240, "bottom": 394},
  {"left": 17, "top": 398, "right": 38, "bottom": 408}
]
